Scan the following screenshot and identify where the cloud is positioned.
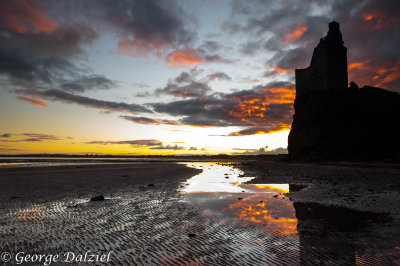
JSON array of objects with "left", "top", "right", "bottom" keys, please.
[
  {"left": 17, "top": 96, "right": 48, "bottom": 107},
  {"left": 120, "top": 115, "right": 180, "bottom": 125},
  {"left": 0, "top": 133, "right": 12, "bottom": 138},
  {"left": 22, "top": 133, "right": 62, "bottom": 142},
  {"left": 148, "top": 81, "right": 295, "bottom": 132},
  {"left": 86, "top": 139, "right": 162, "bottom": 147},
  {"left": 165, "top": 46, "right": 231, "bottom": 68},
  {"left": 20, "top": 89, "right": 151, "bottom": 114},
  {"left": 0, "top": 133, "right": 63, "bottom": 142},
  {"left": 280, "top": 23, "right": 308, "bottom": 45},
  {"left": 85, "top": 139, "right": 192, "bottom": 151},
  {"left": 155, "top": 69, "right": 211, "bottom": 98},
  {"left": 61, "top": 75, "right": 116, "bottom": 92},
  {"left": 0, "top": 0, "right": 57, "bottom": 34},
  {"left": 0, "top": 23, "right": 97, "bottom": 88},
  {"left": 102, "top": 0, "right": 194, "bottom": 57},
  {"left": 149, "top": 144, "right": 186, "bottom": 150},
  {"left": 166, "top": 47, "right": 203, "bottom": 67},
  {"left": 208, "top": 72, "right": 232, "bottom": 81},
  {"left": 156, "top": 81, "right": 211, "bottom": 98},
  {"left": 227, "top": 125, "right": 291, "bottom": 136},
  {"left": 200, "top": 40, "right": 223, "bottom": 53}
]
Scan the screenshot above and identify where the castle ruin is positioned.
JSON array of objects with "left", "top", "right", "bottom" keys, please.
[
  {"left": 295, "top": 21, "right": 348, "bottom": 97},
  {"left": 289, "top": 21, "right": 400, "bottom": 160}
]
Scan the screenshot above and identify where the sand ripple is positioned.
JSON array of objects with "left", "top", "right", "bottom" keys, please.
[{"left": 1, "top": 163, "right": 399, "bottom": 265}]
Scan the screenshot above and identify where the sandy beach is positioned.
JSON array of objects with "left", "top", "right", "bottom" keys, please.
[{"left": 1, "top": 161, "right": 400, "bottom": 265}]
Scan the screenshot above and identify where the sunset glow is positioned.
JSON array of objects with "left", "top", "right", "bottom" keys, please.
[{"left": 1, "top": 0, "right": 399, "bottom": 155}]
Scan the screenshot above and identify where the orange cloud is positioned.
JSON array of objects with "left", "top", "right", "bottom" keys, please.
[
  {"left": 271, "top": 67, "right": 293, "bottom": 74},
  {"left": 0, "top": 0, "right": 57, "bottom": 34},
  {"left": 226, "top": 87, "right": 294, "bottom": 127},
  {"left": 115, "top": 36, "right": 165, "bottom": 57},
  {"left": 223, "top": 86, "right": 294, "bottom": 134},
  {"left": 281, "top": 23, "right": 308, "bottom": 45},
  {"left": 375, "top": 61, "right": 400, "bottom": 87},
  {"left": 165, "top": 47, "right": 203, "bottom": 68},
  {"left": 348, "top": 59, "right": 400, "bottom": 89},
  {"left": 348, "top": 62, "right": 366, "bottom": 70},
  {"left": 361, "top": 10, "right": 400, "bottom": 30},
  {"left": 18, "top": 96, "right": 48, "bottom": 107}
]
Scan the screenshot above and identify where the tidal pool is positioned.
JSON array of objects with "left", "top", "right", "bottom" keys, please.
[
  {"left": 180, "top": 162, "right": 297, "bottom": 235},
  {"left": 180, "top": 162, "right": 400, "bottom": 265}
]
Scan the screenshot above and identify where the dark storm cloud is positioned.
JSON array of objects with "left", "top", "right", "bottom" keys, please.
[
  {"left": 86, "top": 139, "right": 162, "bottom": 146},
  {"left": 21, "top": 89, "right": 152, "bottom": 114},
  {"left": 0, "top": 133, "right": 11, "bottom": 138}
]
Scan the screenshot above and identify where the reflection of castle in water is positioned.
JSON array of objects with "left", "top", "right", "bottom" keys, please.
[{"left": 293, "top": 195, "right": 397, "bottom": 265}]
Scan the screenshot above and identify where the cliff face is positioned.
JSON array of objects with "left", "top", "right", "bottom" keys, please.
[{"left": 288, "top": 86, "right": 400, "bottom": 161}]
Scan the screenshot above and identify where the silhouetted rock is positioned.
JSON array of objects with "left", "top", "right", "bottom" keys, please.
[
  {"left": 289, "top": 22, "right": 400, "bottom": 161},
  {"left": 349, "top": 81, "right": 359, "bottom": 90},
  {"left": 90, "top": 195, "right": 105, "bottom": 201}
]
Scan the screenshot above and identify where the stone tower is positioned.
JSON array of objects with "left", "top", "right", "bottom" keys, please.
[{"left": 295, "top": 21, "right": 348, "bottom": 97}]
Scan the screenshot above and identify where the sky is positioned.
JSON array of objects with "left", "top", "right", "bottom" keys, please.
[{"left": 0, "top": 0, "right": 399, "bottom": 155}]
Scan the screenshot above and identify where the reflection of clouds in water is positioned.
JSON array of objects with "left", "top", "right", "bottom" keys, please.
[
  {"left": 240, "top": 184, "right": 290, "bottom": 193},
  {"left": 182, "top": 162, "right": 297, "bottom": 235},
  {"left": 226, "top": 194, "right": 297, "bottom": 235},
  {"left": 17, "top": 206, "right": 42, "bottom": 221}
]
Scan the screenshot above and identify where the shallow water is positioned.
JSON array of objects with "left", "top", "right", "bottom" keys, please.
[
  {"left": 1, "top": 162, "right": 399, "bottom": 265},
  {"left": 181, "top": 163, "right": 297, "bottom": 234}
]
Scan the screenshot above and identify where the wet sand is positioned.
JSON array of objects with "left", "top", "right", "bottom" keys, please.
[
  {"left": 0, "top": 163, "right": 201, "bottom": 200},
  {"left": 1, "top": 161, "right": 400, "bottom": 265},
  {"left": 241, "top": 160, "right": 400, "bottom": 214}
]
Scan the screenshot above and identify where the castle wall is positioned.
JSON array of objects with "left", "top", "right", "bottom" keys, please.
[{"left": 295, "top": 21, "right": 347, "bottom": 97}]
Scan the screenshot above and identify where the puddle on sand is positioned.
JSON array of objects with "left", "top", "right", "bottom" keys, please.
[{"left": 180, "top": 162, "right": 298, "bottom": 235}]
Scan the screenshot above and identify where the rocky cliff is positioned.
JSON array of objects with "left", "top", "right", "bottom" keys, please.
[{"left": 288, "top": 86, "right": 400, "bottom": 161}]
